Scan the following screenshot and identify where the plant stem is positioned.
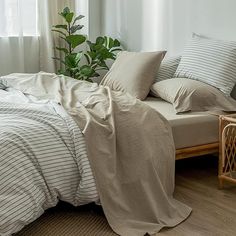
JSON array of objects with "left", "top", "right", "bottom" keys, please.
[
  {"left": 68, "top": 22, "right": 72, "bottom": 54},
  {"left": 67, "top": 22, "right": 73, "bottom": 77}
]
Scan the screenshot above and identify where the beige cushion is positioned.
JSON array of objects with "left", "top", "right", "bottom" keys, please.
[
  {"left": 100, "top": 51, "right": 166, "bottom": 100},
  {"left": 151, "top": 78, "right": 236, "bottom": 113}
]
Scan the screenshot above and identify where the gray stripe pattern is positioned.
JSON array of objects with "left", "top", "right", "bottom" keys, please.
[
  {"left": 0, "top": 102, "right": 98, "bottom": 236},
  {"left": 174, "top": 36, "right": 236, "bottom": 95},
  {"left": 154, "top": 55, "right": 181, "bottom": 82}
]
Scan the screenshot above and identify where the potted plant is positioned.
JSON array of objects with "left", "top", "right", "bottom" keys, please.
[{"left": 52, "top": 7, "right": 122, "bottom": 82}]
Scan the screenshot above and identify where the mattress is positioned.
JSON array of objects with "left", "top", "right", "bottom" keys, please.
[{"left": 143, "top": 97, "right": 219, "bottom": 149}]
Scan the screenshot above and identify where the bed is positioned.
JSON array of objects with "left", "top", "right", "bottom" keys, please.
[
  {"left": 1, "top": 34, "right": 236, "bottom": 236},
  {"left": 0, "top": 73, "right": 192, "bottom": 236},
  {"left": 144, "top": 97, "right": 220, "bottom": 160}
]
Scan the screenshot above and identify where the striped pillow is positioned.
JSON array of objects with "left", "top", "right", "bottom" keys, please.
[
  {"left": 154, "top": 55, "right": 181, "bottom": 82},
  {"left": 174, "top": 35, "right": 236, "bottom": 96}
]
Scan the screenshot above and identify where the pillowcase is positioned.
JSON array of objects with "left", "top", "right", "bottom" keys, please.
[
  {"left": 174, "top": 34, "right": 236, "bottom": 96},
  {"left": 100, "top": 51, "right": 166, "bottom": 100},
  {"left": 154, "top": 55, "right": 181, "bottom": 82},
  {"left": 151, "top": 78, "right": 236, "bottom": 113}
]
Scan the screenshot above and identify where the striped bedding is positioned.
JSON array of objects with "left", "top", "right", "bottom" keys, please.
[
  {"left": 174, "top": 34, "right": 236, "bottom": 96},
  {"left": 0, "top": 97, "right": 98, "bottom": 235},
  {"left": 154, "top": 55, "right": 181, "bottom": 82},
  {"left": 0, "top": 73, "right": 192, "bottom": 236}
]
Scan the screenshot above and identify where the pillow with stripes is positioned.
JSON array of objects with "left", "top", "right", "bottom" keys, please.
[
  {"left": 154, "top": 55, "right": 181, "bottom": 83},
  {"left": 174, "top": 34, "right": 236, "bottom": 96}
]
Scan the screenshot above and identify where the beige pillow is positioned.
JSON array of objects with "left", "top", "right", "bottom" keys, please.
[
  {"left": 100, "top": 51, "right": 166, "bottom": 100},
  {"left": 151, "top": 78, "right": 236, "bottom": 113}
]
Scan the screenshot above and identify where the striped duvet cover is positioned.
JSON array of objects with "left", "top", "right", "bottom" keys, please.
[{"left": 0, "top": 100, "right": 98, "bottom": 236}]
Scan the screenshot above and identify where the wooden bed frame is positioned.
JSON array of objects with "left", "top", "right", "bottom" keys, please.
[{"left": 176, "top": 142, "right": 219, "bottom": 160}]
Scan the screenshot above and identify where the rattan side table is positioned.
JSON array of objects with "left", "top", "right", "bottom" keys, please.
[{"left": 218, "top": 114, "right": 236, "bottom": 188}]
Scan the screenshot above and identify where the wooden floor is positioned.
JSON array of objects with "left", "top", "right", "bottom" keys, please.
[
  {"left": 159, "top": 155, "right": 236, "bottom": 236},
  {"left": 17, "top": 155, "right": 236, "bottom": 236}
]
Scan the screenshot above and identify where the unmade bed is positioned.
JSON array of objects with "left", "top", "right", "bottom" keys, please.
[{"left": 0, "top": 73, "right": 191, "bottom": 236}]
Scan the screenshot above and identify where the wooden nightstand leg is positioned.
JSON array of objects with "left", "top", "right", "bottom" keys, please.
[{"left": 218, "top": 177, "right": 223, "bottom": 189}]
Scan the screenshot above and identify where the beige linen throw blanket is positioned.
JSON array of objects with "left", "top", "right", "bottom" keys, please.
[{"left": 0, "top": 72, "right": 191, "bottom": 236}]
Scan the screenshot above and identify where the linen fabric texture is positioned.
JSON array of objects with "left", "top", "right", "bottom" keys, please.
[
  {"left": 100, "top": 51, "right": 166, "bottom": 100},
  {"left": 151, "top": 78, "right": 236, "bottom": 113},
  {"left": 143, "top": 97, "right": 219, "bottom": 149}
]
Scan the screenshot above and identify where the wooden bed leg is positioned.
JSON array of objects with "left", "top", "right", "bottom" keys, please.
[{"left": 218, "top": 177, "right": 223, "bottom": 189}]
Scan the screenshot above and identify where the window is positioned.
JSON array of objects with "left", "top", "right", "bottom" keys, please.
[{"left": 0, "top": 0, "right": 38, "bottom": 37}]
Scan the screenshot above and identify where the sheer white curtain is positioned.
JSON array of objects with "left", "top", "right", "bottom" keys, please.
[
  {"left": 38, "top": 0, "right": 76, "bottom": 73},
  {"left": 100, "top": 0, "right": 194, "bottom": 56},
  {"left": 0, "top": 0, "right": 39, "bottom": 76},
  {"left": 0, "top": 0, "right": 77, "bottom": 76}
]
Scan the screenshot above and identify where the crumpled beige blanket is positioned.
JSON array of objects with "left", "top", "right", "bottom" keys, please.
[{"left": 0, "top": 72, "right": 191, "bottom": 236}]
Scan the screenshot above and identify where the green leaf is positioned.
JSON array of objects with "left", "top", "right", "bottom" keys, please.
[
  {"left": 94, "top": 44, "right": 103, "bottom": 51},
  {"left": 108, "top": 38, "right": 114, "bottom": 49},
  {"left": 52, "top": 29, "right": 67, "bottom": 37},
  {"left": 53, "top": 24, "right": 68, "bottom": 30},
  {"left": 110, "top": 48, "right": 122, "bottom": 53},
  {"left": 87, "top": 51, "right": 96, "bottom": 60},
  {"left": 65, "top": 12, "right": 74, "bottom": 23},
  {"left": 113, "top": 39, "right": 120, "bottom": 47},
  {"left": 73, "top": 15, "right": 85, "bottom": 25},
  {"left": 60, "top": 7, "right": 70, "bottom": 17},
  {"left": 70, "top": 25, "right": 84, "bottom": 34},
  {"left": 58, "top": 69, "right": 66, "bottom": 75},
  {"left": 55, "top": 47, "right": 69, "bottom": 54},
  {"left": 65, "top": 53, "right": 83, "bottom": 68},
  {"left": 74, "top": 52, "right": 83, "bottom": 65},
  {"left": 96, "top": 36, "right": 105, "bottom": 45},
  {"left": 80, "top": 65, "right": 96, "bottom": 77},
  {"left": 65, "top": 54, "right": 77, "bottom": 68},
  {"left": 86, "top": 40, "right": 95, "bottom": 51},
  {"left": 98, "top": 47, "right": 114, "bottom": 60},
  {"left": 97, "top": 60, "right": 108, "bottom": 69},
  {"left": 104, "top": 36, "right": 109, "bottom": 47},
  {"left": 84, "top": 53, "right": 91, "bottom": 64},
  {"left": 66, "top": 35, "right": 86, "bottom": 49},
  {"left": 63, "top": 7, "right": 70, "bottom": 14}
]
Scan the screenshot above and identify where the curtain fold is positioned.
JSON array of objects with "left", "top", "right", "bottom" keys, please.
[
  {"left": 0, "top": 37, "right": 39, "bottom": 76},
  {"left": 38, "top": 0, "right": 76, "bottom": 73},
  {"left": 0, "top": 0, "right": 39, "bottom": 76},
  {"left": 0, "top": 0, "right": 77, "bottom": 76}
]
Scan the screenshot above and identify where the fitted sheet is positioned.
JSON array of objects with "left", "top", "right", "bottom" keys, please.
[{"left": 144, "top": 97, "right": 219, "bottom": 149}]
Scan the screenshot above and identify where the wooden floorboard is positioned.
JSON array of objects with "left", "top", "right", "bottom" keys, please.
[
  {"left": 159, "top": 155, "right": 236, "bottom": 236},
  {"left": 17, "top": 155, "right": 236, "bottom": 236}
]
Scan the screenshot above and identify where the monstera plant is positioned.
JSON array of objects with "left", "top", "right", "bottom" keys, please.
[{"left": 52, "top": 7, "right": 122, "bottom": 82}]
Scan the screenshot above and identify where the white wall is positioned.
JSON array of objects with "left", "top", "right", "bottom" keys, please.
[{"left": 101, "top": 0, "right": 236, "bottom": 56}]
